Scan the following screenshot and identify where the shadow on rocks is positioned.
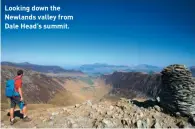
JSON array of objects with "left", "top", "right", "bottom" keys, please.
[
  {"left": 131, "top": 99, "right": 157, "bottom": 108},
  {"left": 131, "top": 99, "right": 175, "bottom": 115},
  {"left": 7, "top": 110, "right": 24, "bottom": 119}
]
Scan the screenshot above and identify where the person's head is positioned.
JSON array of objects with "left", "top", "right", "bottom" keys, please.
[{"left": 17, "top": 70, "right": 24, "bottom": 76}]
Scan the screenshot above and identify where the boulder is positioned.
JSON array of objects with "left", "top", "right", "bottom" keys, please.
[
  {"left": 189, "top": 115, "right": 195, "bottom": 126},
  {"left": 51, "top": 112, "right": 59, "bottom": 116},
  {"left": 154, "top": 105, "right": 161, "bottom": 112},
  {"left": 75, "top": 104, "right": 80, "bottom": 108},
  {"left": 151, "top": 119, "right": 161, "bottom": 128},
  {"left": 98, "top": 118, "right": 118, "bottom": 128},
  {"left": 86, "top": 100, "right": 92, "bottom": 106},
  {"left": 135, "top": 119, "right": 148, "bottom": 128},
  {"left": 176, "top": 120, "right": 186, "bottom": 128}
]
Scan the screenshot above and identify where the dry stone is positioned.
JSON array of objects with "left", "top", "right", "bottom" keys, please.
[
  {"left": 158, "top": 64, "right": 195, "bottom": 116},
  {"left": 135, "top": 119, "right": 147, "bottom": 128},
  {"left": 75, "top": 104, "right": 80, "bottom": 108},
  {"left": 154, "top": 105, "right": 161, "bottom": 112}
]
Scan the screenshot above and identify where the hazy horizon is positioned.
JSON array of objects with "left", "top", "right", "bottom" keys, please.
[{"left": 1, "top": 60, "right": 194, "bottom": 68}]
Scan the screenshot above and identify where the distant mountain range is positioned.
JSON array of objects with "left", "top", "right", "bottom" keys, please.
[
  {"left": 2, "top": 61, "right": 194, "bottom": 77},
  {"left": 79, "top": 63, "right": 162, "bottom": 75},
  {"left": 190, "top": 66, "right": 195, "bottom": 77},
  {"left": 1, "top": 61, "right": 83, "bottom": 74}
]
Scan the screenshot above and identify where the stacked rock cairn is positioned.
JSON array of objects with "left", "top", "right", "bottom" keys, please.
[{"left": 158, "top": 64, "right": 195, "bottom": 117}]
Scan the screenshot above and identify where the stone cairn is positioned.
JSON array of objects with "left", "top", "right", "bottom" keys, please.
[{"left": 158, "top": 64, "right": 195, "bottom": 117}]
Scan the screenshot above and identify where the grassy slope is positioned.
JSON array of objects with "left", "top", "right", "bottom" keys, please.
[{"left": 49, "top": 78, "right": 112, "bottom": 105}]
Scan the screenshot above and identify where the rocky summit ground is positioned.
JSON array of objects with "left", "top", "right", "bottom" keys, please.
[{"left": 1, "top": 98, "right": 194, "bottom": 128}]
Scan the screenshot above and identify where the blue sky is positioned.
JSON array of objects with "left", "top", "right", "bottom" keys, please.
[{"left": 1, "top": 0, "right": 195, "bottom": 67}]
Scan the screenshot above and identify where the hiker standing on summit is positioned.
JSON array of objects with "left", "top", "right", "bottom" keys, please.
[{"left": 8, "top": 70, "right": 31, "bottom": 125}]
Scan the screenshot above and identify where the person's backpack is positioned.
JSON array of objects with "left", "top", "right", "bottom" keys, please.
[{"left": 5, "top": 79, "right": 20, "bottom": 97}]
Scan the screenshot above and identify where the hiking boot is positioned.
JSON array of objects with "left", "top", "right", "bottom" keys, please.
[
  {"left": 23, "top": 116, "right": 31, "bottom": 122},
  {"left": 10, "top": 119, "right": 16, "bottom": 125}
]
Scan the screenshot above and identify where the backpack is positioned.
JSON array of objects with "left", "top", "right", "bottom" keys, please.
[{"left": 5, "top": 79, "right": 20, "bottom": 97}]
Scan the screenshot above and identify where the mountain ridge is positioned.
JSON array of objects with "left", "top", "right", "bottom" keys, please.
[
  {"left": 1, "top": 61, "right": 83, "bottom": 74},
  {"left": 1, "top": 65, "right": 66, "bottom": 104},
  {"left": 102, "top": 71, "right": 161, "bottom": 99},
  {"left": 80, "top": 63, "right": 162, "bottom": 75}
]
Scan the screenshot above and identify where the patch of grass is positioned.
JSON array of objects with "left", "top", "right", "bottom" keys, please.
[
  {"left": 81, "top": 87, "right": 95, "bottom": 92},
  {"left": 78, "top": 77, "right": 94, "bottom": 86}
]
